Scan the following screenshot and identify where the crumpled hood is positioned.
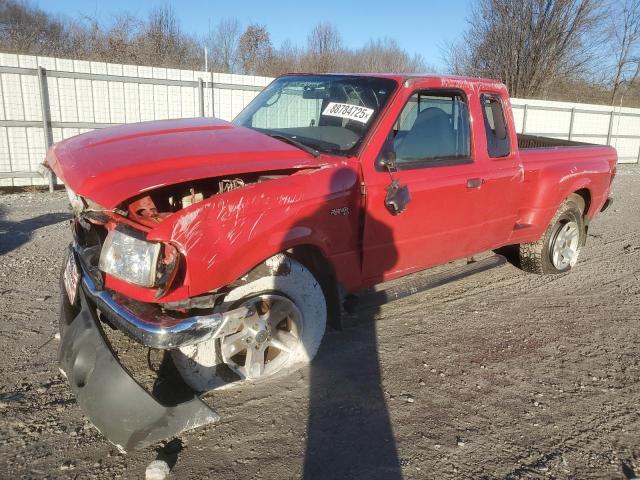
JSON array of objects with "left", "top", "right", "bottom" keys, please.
[{"left": 47, "top": 117, "right": 320, "bottom": 208}]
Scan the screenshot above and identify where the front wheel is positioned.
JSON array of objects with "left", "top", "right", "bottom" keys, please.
[
  {"left": 519, "top": 195, "right": 586, "bottom": 274},
  {"left": 172, "top": 254, "right": 327, "bottom": 392}
]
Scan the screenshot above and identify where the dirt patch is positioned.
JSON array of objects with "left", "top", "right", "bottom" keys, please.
[{"left": 0, "top": 168, "right": 639, "bottom": 479}]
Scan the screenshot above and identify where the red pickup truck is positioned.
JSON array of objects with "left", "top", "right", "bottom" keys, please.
[{"left": 48, "top": 73, "right": 616, "bottom": 450}]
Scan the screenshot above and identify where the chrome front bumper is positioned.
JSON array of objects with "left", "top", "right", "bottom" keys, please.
[{"left": 73, "top": 245, "right": 254, "bottom": 349}]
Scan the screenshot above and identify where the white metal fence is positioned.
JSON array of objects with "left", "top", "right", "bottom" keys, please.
[{"left": 0, "top": 53, "right": 638, "bottom": 189}]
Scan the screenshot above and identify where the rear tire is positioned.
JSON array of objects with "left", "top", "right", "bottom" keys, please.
[
  {"left": 519, "top": 195, "right": 585, "bottom": 274},
  {"left": 172, "top": 254, "right": 327, "bottom": 392}
]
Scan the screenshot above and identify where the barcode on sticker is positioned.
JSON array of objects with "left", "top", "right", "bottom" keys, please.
[{"left": 321, "top": 102, "right": 375, "bottom": 124}]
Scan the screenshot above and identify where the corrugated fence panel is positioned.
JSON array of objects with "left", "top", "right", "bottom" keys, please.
[
  {"left": 167, "top": 85, "right": 182, "bottom": 119},
  {"left": 124, "top": 83, "right": 141, "bottom": 123},
  {"left": 3, "top": 73, "right": 24, "bottom": 120},
  {"left": 153, "top": 83, "right": 169, "bottom": 120},
  {"left": 109, "top": 81, "right": 126, "bottom": 124},
  {"left": 92, "top": 79, "right": 111, "bottom": 123},
  {"left": 7, "top": 127, "right": 29, "bottom": 186},
  {"left": 180, "top": 85, "right": 195, "bottom": 118}
]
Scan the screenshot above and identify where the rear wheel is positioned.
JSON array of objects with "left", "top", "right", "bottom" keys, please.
[
  {"left": 519, "top": 195, "right": 586, "bottom": 274},
  {"left": 172, "top": 254, "right": 327, "bottom": 392}
]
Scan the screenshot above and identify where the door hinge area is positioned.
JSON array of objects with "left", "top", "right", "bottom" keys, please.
[{"left": 360, "top": 182, "right": 367, "bottom": 196}]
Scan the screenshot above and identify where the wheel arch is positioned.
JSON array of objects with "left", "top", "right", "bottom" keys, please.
[
  {"left": 568, "top": 189, "right": 590, "bottom": 244},
  {"left": 286, "top": 244, "right": 343, "bottom": 330},
  {"left": 570, "top": 188, "right": 591, "bottom": 217}
]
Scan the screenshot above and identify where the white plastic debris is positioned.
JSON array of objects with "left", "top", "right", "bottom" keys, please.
[{"left": 145, "top": 459, "right": 170, "bottom": 480}]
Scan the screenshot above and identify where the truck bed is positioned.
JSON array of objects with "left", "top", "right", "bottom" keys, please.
[
  {"left": 517, "top": 134, "right": 591, "bottom": 149},
  {"left": 516, "top": 133, "right": 616, "bottom": 233}
]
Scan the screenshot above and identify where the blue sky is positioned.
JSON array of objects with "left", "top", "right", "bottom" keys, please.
[{"left": 37, "top": 0, "right": 472, "bottom": 71}]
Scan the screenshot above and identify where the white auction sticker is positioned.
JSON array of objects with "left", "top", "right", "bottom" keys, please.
[{"left": 321, "top": 102, "right": 375, "bottom": 124}]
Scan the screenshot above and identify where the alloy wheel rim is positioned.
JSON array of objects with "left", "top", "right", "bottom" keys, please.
[
  {"left": 219, "top": 294, "right": 302, "bottom": 380},
  {"left": 551, "top": 220, "right": 580, "bottom": 270}
]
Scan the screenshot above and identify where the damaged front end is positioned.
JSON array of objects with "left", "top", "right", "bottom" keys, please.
[
  {"left": 48, "top": 117, "right": 330, "bottom": 450},
  {"left": 57, "top": 174, "right": 285, "bottom": 450}
]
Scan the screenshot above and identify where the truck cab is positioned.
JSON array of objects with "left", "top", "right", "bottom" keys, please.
[{"left": 359, "top": 76, "right": 525, "bottom": 283}]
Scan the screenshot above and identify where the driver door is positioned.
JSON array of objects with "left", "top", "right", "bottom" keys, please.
[{"left": 362, "top": 89, "right": 487, "bottom": 283}]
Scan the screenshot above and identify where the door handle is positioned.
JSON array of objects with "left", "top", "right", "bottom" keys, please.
[{"left": 466, "top": 178, "right": 484, "bottom": 189}]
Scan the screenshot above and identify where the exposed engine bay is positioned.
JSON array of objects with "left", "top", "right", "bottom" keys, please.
[{"left": 123, "top": 171, "right": 294, "bottom": 228}]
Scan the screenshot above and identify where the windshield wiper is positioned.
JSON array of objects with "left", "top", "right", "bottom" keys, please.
[{"left": 266, "top": 133, "right": 320, "bottom": 158}]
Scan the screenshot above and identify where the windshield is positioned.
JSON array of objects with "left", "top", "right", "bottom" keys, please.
[{"left": 233, "top": 75, "right": 398, "bottom": 156}]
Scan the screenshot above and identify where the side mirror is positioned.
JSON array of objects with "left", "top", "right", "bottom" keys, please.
[
  {"left": 377, "top": 135, "right": 410, "bottom": 214},
  {"left": 385, "top": 179, "right": 411, "bottom": 215},
  {"left": 380, "top": 151, "right": 398, "bottom": 173},
  {"left": 376, "top": 137, "right": 398, "bottom": 172}
]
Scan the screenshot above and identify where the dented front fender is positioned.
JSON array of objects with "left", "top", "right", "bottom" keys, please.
[{"left": 147, "top": 163, "right": 361, "bottom": 299}]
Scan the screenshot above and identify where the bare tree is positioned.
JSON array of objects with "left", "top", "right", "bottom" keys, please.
[
  {"left": 115, "top": 16, "right": 144, "bottom": 63},
  {"left": 609, "top": 0, "right": 640, "bottom": 104},
  {"left": 205, "top": 18, "right": 241, "bottom": 73},
  {"left": 0, "top": 0, "right": 71, "bottom": 56},
  {"left": 447, "top": 0, "right": 605, "bottom": 98},
  {"left": 306, "top": 22, "right": 342, "bottom": 72},
  {"left": 144, "top": 4, "right": 179, "bottom": 55},
  {"left": 138, "top": 4, "right": 198, "bottom": 68},
  {"left": 264, "top": 39, "right": 302, "bottom": 76},
  {"left": 238, "top": 24, "right": 272, "bottom": 75},
  {"left": 349, "top": 38, "right": 430, "bottom": 73}
]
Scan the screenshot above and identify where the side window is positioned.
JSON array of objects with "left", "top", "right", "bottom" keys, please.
[
  {"left": 391, "top": 91, "right": 471, "bottom": 168},
  {"left": 481, "top": 94, "right": 511, "bottom": 158}
]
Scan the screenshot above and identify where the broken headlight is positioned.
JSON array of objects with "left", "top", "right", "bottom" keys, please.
[{"left": 99, "top": 229, "right": 161, "bottom": 287}]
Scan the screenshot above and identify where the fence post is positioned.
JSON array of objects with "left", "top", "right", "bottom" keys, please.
[
  {"left": 37, "top": 66, "right": 55, "bottom": 192},
  {"left": 210, "top": 70, "right": 215, "bottom": 118},
  {"left": 521, "top": 104, "right": 528, "bottom": 134},
  {"left": 568, "top": 108, "right": 575, "bottom": 141},
  {"left": 606, "top": 110, "right": 615, "bottom": 146},
  {"left": 198, "top": 78, "right": 205, "bottom": 117}
]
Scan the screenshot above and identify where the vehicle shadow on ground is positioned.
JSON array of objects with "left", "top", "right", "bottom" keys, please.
[
  {"left": 296, "top": 169, "right": 403, "bottom": 480},
  {"left": 494, "top": 244, "right": 521, "bottom": 269},
  {"left": 622, "top": 461, "right": 638, "bottom": 479},
  {"left": 303, "top": 311, "right": 403, "bottom": 480},
  {"left": 0, "top": 205, "right": 71, "bottom": 256}
]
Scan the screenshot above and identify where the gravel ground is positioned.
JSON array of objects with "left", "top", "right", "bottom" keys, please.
[{"left": 0, "top": 168, "right": 639, "bottom": 479}]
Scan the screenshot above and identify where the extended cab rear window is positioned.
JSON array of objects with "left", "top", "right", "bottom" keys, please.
[
  {"left": 391, "top": 91, "right": 471, "bottom": 168},
  {"left": 481, "top": 94, "right": 511, "bottom": 158}
]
